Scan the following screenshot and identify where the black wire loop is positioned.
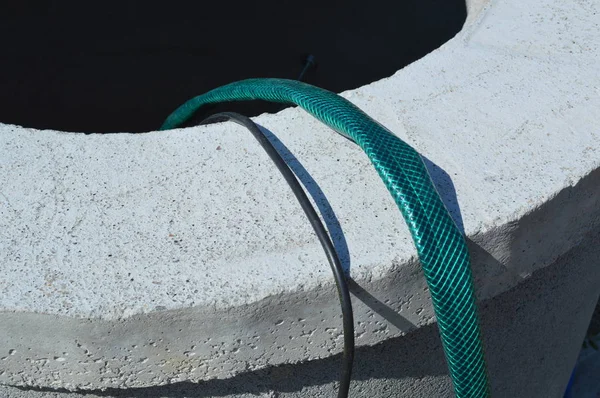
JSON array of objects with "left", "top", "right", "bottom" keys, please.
[{"left": 198, "top": 112, "right": 355, "bottom": 398}]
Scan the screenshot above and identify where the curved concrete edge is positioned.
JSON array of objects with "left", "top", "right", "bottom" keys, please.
[
  {"left": 1, "top": 167, "right": 599, "bottom": 390},
  {"left": 2, "top": 0, "right": 600, "bottom": 391},
  {"left": 465, "top": 0, "right": 491, "bottom": 24},
  {"left": 4, "top": 224, "right": 599, "bottom": 398}
]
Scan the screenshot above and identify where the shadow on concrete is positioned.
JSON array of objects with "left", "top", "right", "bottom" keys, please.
[
  {"left": 15, "top": 322, "right": 450, "bottom": 397},
  {"left": 13, "top": 229, "right": 600, "bottom": 396},
  {"left": 0, "top": 0, "right": 467, "bottom": 133},
  {"left": 347, "top": 278, "right": 415, "bottom": 332},
  {"left": 477, "top": 227, "right": 600, "bottom": 398},
  {"left": 420, "top": 155, "right": 465, "bottom": 234},
  {"left": 256, "top": 125, "right": 471, "bottom": 336},
  {"left": 259, "top": 125, "right": 352, "bottom": 275},
  {"left": 258, "top": 127, "right": 469, "bottom": 275}
]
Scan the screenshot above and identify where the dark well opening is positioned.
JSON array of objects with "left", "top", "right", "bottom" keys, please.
[{"left": 0, "top": 1, "right": 466, "bottom": 133}]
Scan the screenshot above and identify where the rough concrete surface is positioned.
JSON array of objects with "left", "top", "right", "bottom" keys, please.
[
  {"left": 1, "top": 0, "right": 600, "bottom": 396},
  {"left": 2, "top": 227, "right": 598, "bottom": 398}
]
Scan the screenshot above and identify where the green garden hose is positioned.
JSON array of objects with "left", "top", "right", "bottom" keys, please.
[{"left": 161, "top": 78, "right": 490, "bottom": 397}]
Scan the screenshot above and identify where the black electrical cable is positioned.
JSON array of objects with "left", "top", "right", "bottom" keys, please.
[
  {"left": 198, "top": 112, "right": 354, "bottom": 398},
  {"left": 297, "top": 54, "right": 316, "bottom": 82}
]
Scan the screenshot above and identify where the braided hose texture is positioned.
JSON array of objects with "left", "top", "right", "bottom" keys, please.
[{"left": 161, "top": 78, "right": 490, "bottom": 397}]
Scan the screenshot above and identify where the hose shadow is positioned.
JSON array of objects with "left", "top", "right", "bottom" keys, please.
[
  {"left": 257, "top": 125, "right": 352, "bottom": 275},
  {"left": 420, "top": 155, "right": 465, "bottom": 234},
  {"left": 347, "top": 278, "right": 415, "bottom": 332}
]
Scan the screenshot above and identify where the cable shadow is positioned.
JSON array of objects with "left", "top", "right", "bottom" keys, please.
[
  {"left": 254, "top": 130, "right": 467, "bottom": 270},
  {"left": 257, "top": 124, "right": 352, "bottom": 275},
  {"left": 254, "top": 127, "right": 468, "bottom": 333},
  {"left": 347, "top": 278, "right": 415, "bottom": 332}
]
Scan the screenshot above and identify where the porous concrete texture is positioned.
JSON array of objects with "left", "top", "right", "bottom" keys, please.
[
  {"left": 1, "top": 0, "right": 600, "bottom": 397},
  {"left": 1, "top": 226, "right": 599, "bottom": 398}
]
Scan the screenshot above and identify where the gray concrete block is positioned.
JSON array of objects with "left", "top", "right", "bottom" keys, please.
[{"left": 2, "top": 0, "right": 600, "bottom": 395}]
